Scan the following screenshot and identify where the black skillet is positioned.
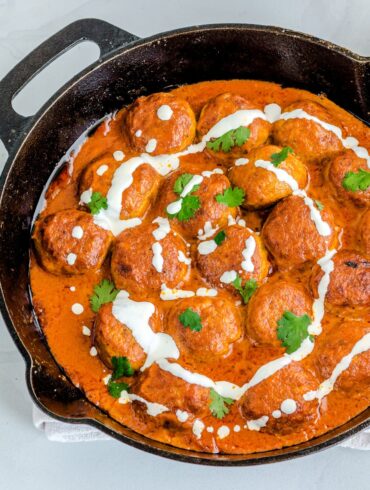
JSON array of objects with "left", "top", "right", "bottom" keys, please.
[{"left": 0, "top": 19, "right": 369, "bottom": 465}]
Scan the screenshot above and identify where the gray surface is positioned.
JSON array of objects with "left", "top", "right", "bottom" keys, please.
[{"left": 0, "top": 1, "right": 369, "bottom": 489}]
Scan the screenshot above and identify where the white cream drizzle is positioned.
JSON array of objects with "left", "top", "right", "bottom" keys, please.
[
  {"left": 178, "top": 250, "right": 191, "bottom": 265},
  {"left": 192, "top": 419, "right": 205, "bottom": 439},
  {"left": 113, "top": 150, "right": 125, "bottom": 161},
  {"left": 197, "top": 221, "right": 219, "bottom": 240},
  {"left": 82, "top": 326, "right": 91, "bottom": 336},
  {"left": 72, "top": 226, "right": 84, "bottom": 239},
  {"left": 160, "top": 284, "right": 195, "bottom": 300},
  {"left": 152, "top": 217, "right": 171, "bottom": 240},
  {"left": 241, "top": 236, "right": 256, "bottom": 272},
  {"left": 157, "top": 104, "right": 173, "bottom": 121},
  {"left": 96, "top": 164, "right": 108, "bottom": 176},
  {"left": 166, "top": 174, "right": 203, "bottom": 216},
  {"left": 151, "top": 242, "right": 164, "bottom": 272},
  {"left": 197, "top": 239, "right": 217, "bottom": 255},
  {"left": 246, "top": 416, "right": 269, "bottom": 431},
  {"left": 304, "top": 332, "right": 370, "bottom": 401},
  {"left": 220, "top": 270, "right": 237, "bottom": 284},
  {"left": 176, "top": 409, "right": 189, "bottom": 422},
  {"left": 217, "top": 426, "right": 230, "bottom": 439},
  {"left": 280, "top": 399, "right": 297, "bottom": 414},
  {"left": 308, "top": 249, "right": 337, "bottom": 335},
  {"left": 196, "top": 287, "right": 218, "bottom": 297},
  {"left": 146, "top": 138, "right": 157, "bottom": 153},
  {"left": 119, "top": 391, "right": 169, "bottom": 416},
  {"left": 66, "top": 253, "right": 77, "bottom": 265},
  {"left": 71, "top": 303, "right": 84, "bottom": 315},
  {"left": 235, "top": 158, "right": 249, "bottom": 166}
]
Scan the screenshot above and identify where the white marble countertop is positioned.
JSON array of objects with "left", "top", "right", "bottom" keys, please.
[{"left": 0, "top": 1, "right": 369, "bottom": 489}]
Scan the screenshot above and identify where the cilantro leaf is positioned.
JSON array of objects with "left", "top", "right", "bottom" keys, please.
[
  {"left": 173, "top": 173, "right": 200, "bottom": 195},
  {"left": 277, "top": 311, "right": 312, "bottom": 354},
  {"left": 342, "top": 168, "right": 370, "bottom": 192},
  {"left": 90, "top": 279, "right": 119, "bottom": 313},
  {"left": 206, "top": 126, "right": 251, "bottom": 153},
  {"left": 232, "top": 275, "right": 258, "bottom": 304},
  {"left": 87, "top": 191, "right": 108, "bottom": 215},
  {"left": 314, "top": 200, "right": 324, "bottom": 211},
  {"left": 167, "top": 194, "right": 201, "bottom": 221},
  {"left": 209, "top": 388, "right": 234, "bottom": 419},
  {"left": 111, "top": 356, "right": 135, "bottom": 380},
  {"left": 179, "top": 308, "right": 202, "bottom": 332},
  {"left": 214, "top": 230, "right": 226, "bottom": 246},
  {"left": 270, "top": 146, "right": 293, "bottom": 167},
  {"left": 215, "top": 187, "right": 245, "bottom": 207},
  {"left": 108, "top": 381, "right": 129, "bottom": 398}
]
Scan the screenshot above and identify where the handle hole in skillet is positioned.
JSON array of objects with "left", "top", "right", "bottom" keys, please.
[{"left": 12, "top": 41, "right": 100, "bottom": 117}]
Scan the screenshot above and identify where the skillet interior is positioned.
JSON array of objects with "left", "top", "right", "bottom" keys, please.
[{"left": 0, "top": 20, "right": 369, "bottom": 465}]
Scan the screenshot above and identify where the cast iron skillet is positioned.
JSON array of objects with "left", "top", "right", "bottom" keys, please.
[{"left": 0, "top": 19, "right": 369, "bottom": 465}]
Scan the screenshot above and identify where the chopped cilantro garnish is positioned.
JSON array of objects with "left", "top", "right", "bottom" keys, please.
[
  {"left": 314, "top": 200, "right": 324, "bottom": 211},
  {"left": 215, "top": 187, "right": 245, "bottom": 207},
  {"left": 167, "top": 173, "right": 201, "bottom": 221},
  {"left": 214, "top": 230, "right": 226, "bottom": 246},
  {"left": 90, "top": 279, "right": 119, "bottom": 313},
  {"left": 179, "top": 308, "right": 202, "bottom": 332},
  {"left": 206, "top": 126, "right": 251, "bottom": 153},
  {"left": 167, "top": 194, "right": 201, "bottom": 221},
  {"left": 342, "top": 168, "right": 370, "bottom": 192},
  {"left": 209, "top": 388, "right": 234, "bottom": 419},
  {"left": 277, "top": 311, "right": 313, "bottom": 354},
  {"left": 232, "top": 274, "right": 258, "bottom": 304},
  {"left": 270, "top": 146, "right": 293, "bottom": 167},
  {"left": 87, "top": 191, "right": 108, "bottom": 215},
  {"left": 108, "top": 381, "right": 129, "bottom": 398},
  {"left": 173, "top": 173, "right": 200, "bottom": 194},
  {"left": 111, "top": 356, "right": 135, "bottom": 380}
]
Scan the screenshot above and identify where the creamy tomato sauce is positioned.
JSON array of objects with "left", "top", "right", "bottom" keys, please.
[{"left": 30, "top": 80, "right": 370, "bottom": 454}]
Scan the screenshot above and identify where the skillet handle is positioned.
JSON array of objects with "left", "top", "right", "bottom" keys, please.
[{"left": 0, "top": 18, "right": 139, "bottom": 153}]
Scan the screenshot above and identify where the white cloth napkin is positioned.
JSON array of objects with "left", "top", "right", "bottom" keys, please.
[{"left": 33, "top": 405, "right": 370, "bottom": 448}]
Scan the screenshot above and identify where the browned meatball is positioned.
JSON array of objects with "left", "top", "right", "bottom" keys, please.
[
  {"left": 79, "top": 157, "right": 161, "bottom": 220},
  {"left": 247, "top": 278, "right": 313, "bottom": 347},
  {"left": 310, "top": 250, "right": 370, "bottom": 307},
  {"left": 124, "top": 92, "right": 196, "bottom": 155},
  {"left": 197, "top": 93, "right": 271, "bottom": 158},
  {"left": 111, "top": 222, "right": 188, "bottom": 295},
  {"left": 261, "top": 196, "right": 337, "bottom": 269},
  {"left": 165, "top": 296, "right": 242, "bottom": 362},
  {"left": 314, "top": 322, "right": 370, "bottom": 394},
  {"left": 156, "top": 167, "right": 237, "bottom": 239},
  {"left": 229, "top": 145, "right": 308, "bottom": 209},
  {"left": 93, "top": 303, "right": 148, "bottom": 370},
  {"left": 358, "top": 209, "right": 370, "bottom": 256},
  {"left": 33, "top": 209, "right": 112, "bottom": 275},
  {"left": 196, "top": 225, "right": 269, "bottom": 293},
  {"left": 273, "top": 100, "right": 343, "bottom": 162},
  {"left": 132, "top": 363, "right": 209, "bottom": 417},
  {"left": 326, "top": 150, "right": 370, "bottom": 206},
  {"left": 239, "top": 363, "right": 319, "bottom": 435}
]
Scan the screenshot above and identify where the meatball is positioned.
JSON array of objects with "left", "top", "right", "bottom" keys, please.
[
  {"left": 310, "top": 250, "right": 370, "bottom": 307},
  {"left": 93, "top": 303, "right": 147, "bottom": 370},
  {"left": 314, "top": 322, "right": 370, "bottom": 394},
  {"left": 273, "top": 100, "right": 343, "bottom": 162},
  {"left": 326, "top": 150, "right": 370, "bottom": 206},
  {"left": 197, "top": 93, "right": 271, "bottom": 158},
  {"left": 165, "top": 297, "right": 242, "bottom": 362},
  {"left": 157, "top": 168, "right": 237, "bottom": 239},
  {"left": 79, "top": 157, "right": 161, "bottom": 220},
  {"left": 124, "top": 92, "right": 196, "bottom": 155},
  {"left": 33, "top": 209, "right": 112, "bottom": 275},
  {"left": 111, "top": 221, "right": 188, "bottom": 295},
  {"left": 229, "top": 145, "right": 308, "bottom": 209},
  {"left": 239, "top": 363, "right": 319, "bottom": 435},
  {"left": 132, "top": 363, "right": 209, "bottom": 417},
  {"left": 261, "top": 195, "right": 336, "bottom": 269},
  {"left": 358, "top": 209, "right": 370, "bottom": 256},
  {"left": 247, "top": 278, "right": 313, "bottom": 347},
  {"left": 196, "top": 225, "right": 269, "bottom": 292}
]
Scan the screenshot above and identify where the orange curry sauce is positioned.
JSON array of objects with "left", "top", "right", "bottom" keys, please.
[{"left": 30, "top": 80, "right": 370, "bottom": 454}]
